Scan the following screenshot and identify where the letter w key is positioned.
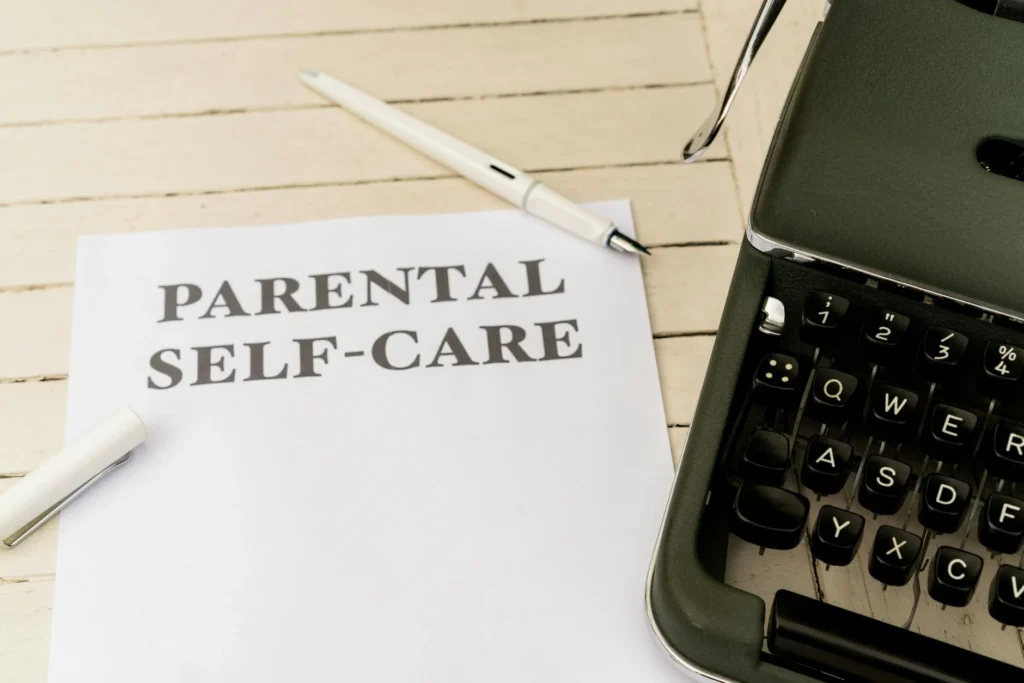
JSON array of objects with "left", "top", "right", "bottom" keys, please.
[{"left": 869, "top": 384, "right": 920, "bottom": 440}]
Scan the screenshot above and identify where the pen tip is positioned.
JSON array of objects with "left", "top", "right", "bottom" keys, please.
[
  {"left": 299, "top": 68, "right": 320, "bottom": 81},
  {"left": 608, "top": 231, "right": 651, "bottom": 256}
]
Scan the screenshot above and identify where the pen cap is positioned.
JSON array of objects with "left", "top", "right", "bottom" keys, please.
[{"left": 0, "top": 407, "right": 146, "bottom": 546}]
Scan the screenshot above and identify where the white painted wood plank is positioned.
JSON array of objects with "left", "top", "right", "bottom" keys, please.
[
  {"left": 643, "top": 244, "right": 736, "bottom": 336},
  {"left": 0, "top": 246, "right": 731, "bottom": 380},
  {"left": 656, "top": 334, "right": 714, "bottom": 428},
  {"left": 0, "top": 0, "right": 695, "bottom": 53},
  {"left": 0, "top": 382, "right": 66, "bottom": 475},
  {"left": 0, "top": 577, "right": 51, "bottom": 683},
  {"left": 0, "top": 162, "right": 741, "bottom": 289},
  {"left": 701, "top": 0, "right": 822, "bottom": 212},
  {"left": 0, "top": 85, "right": 717, "bottom": 206},
  {"left": 0, "top": 15, "right": 708, "bottom": 125},
  {"left": 0, "top": 291, "right": 71, "bottom": 381}
]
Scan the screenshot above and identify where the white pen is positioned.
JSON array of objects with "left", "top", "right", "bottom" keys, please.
[
  {"left": 299, "top": 69, "right": 649, "bottom": 256},
  {"left": 0, "top": 408, "right": 146, "bottom": 549}
]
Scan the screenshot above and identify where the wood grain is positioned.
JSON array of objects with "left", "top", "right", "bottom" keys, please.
[
  {"left": 0, "top": 0, "right": 695, "bottom": 53},
  {"left": 0, "top": 382, "right": 66, "bottom": 475},
  {"left": 0, "top": 162, "right": 741, "bottom": 289},
  {"left": 0, "top": 85, "right": 717, "bottom": 206},
  {"left": 0, "top": 15, "right": 708, "bottom": 125},
  {"left": 0, "top": 577, "right": 51, "bottom": 683}
]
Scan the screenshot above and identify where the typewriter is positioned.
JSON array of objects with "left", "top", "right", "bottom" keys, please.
[{"left": 646, "top": 1, "right": 1024, "bottom": 681}]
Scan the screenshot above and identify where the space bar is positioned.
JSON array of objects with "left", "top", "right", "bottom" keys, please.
[{"left": 767, "top": 590, "right": 1021, "bottom": 683}]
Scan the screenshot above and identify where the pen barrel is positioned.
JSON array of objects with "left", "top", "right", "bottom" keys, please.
[
  {"left": 0, "top": 407, "right": 146, "bottom": 545},
  {"left": 523, "top": 184, "right": 615, "bottom": 244}
]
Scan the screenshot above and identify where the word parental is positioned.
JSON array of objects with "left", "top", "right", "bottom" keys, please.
[
  {"left": 158, "top": 260, "right": 566, "bottom": 320},
  {"left": 148, "top": 259, "right": 583, "bottom": 389}
]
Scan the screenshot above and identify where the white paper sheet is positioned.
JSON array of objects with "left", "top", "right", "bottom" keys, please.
[{"left": 50, "top": 200, "right": 680, "bottom": 682}]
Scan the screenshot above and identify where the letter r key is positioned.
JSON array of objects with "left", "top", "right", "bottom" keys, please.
[{"left": 987, "top": 420, "right": 1024, "bottom": 481}]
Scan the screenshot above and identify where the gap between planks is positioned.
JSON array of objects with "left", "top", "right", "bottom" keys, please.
[
  {"left": 0, "top": 82, "right": 714, "bottom": 130},
  {"left": 0, "top": 84, "right": 722, "bottom": 206},
  {"left": 0, "top": 14, "right": 710, "bottom": 127},
  {"left": 0, "top": 161, "right": 745, "bottom": 288},
  {"left": 0, "top": 6, "right": 698, "bottom": 56},
  {"left": 0, "top": 159, "right": 732, "bottom": 210}
]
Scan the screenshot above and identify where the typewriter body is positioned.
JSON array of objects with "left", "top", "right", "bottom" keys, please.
[{"left": 647, "top": 1, "right": 1024, "bottom": 681}]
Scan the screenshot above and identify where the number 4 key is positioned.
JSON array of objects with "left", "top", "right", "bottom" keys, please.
[{"left": 984, "top": 342, "right": 1024, "bottom": 385}]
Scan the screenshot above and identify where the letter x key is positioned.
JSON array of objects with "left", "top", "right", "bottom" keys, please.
[{"left": 870, "top": 525, "right": 923, "bottom": 586}]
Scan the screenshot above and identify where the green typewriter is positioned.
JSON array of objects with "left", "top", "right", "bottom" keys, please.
[{"left": 646, "top": 1, "right": 1024, "bottom": 681}]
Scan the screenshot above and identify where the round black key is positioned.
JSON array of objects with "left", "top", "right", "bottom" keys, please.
[
  {"left": 979, "top": 494, "right": 1024, "bottom": 555},
  {"left": 740, "top": 430, "right": 790, "bottom": 487},
  {"left": 869, "top": 525, "right": 923, "bottom": 587},
  {"left": 731, "top": 482, "right": 809, "bottom": 550},
  {"left": 989, "top": 565, "right": 1024, "bottom": 628},
  {"left": 810, "top": 506, "right": 864, "bottom": 566},
  {"left": 800, "top": 436, "right": 853, "bottom": 495},
  {"left": 986, "top": 420, "right": 1024, "bottom": 481},
  {"left": 918, "top": 474, "right": 972, "bottom": 534},
  {"left": 807, "top": 369, "right": 858, "bottom": 425},
  {"left": 926, "top": 404, "right": 978, "bottom": 462},
  {"left": 921, "top": 326, "right": 968, "bottom": 379},
  {"left": 858, "top": 456, "right": 911, "bottom": 515},
  {"left": 928, "top": 546, "right": 983, "bottom": 607},
  {"left": 802, "top": 291, "right": 849, "bottom": 345}
]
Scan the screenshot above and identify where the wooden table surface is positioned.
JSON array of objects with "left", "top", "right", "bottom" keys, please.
[{"left": 2, "top": 1, "right": 1019, "bottom": 679}]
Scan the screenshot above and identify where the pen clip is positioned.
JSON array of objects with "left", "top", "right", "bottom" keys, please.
[
  {"left": 682, "top": 0, "right": 790, "bottom": 162},
  {"left": 1, "top": 452, "right": 133, "bottom": 549}
]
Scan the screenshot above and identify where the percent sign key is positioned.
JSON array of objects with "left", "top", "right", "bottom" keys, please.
[{"left": 985, "top": 342, "right": 1024, "bottom": 383}]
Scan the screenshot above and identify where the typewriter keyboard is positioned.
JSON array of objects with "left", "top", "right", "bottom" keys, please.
[{"left": 716, "top": 259, "right": 1024, "bottom": 672}]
